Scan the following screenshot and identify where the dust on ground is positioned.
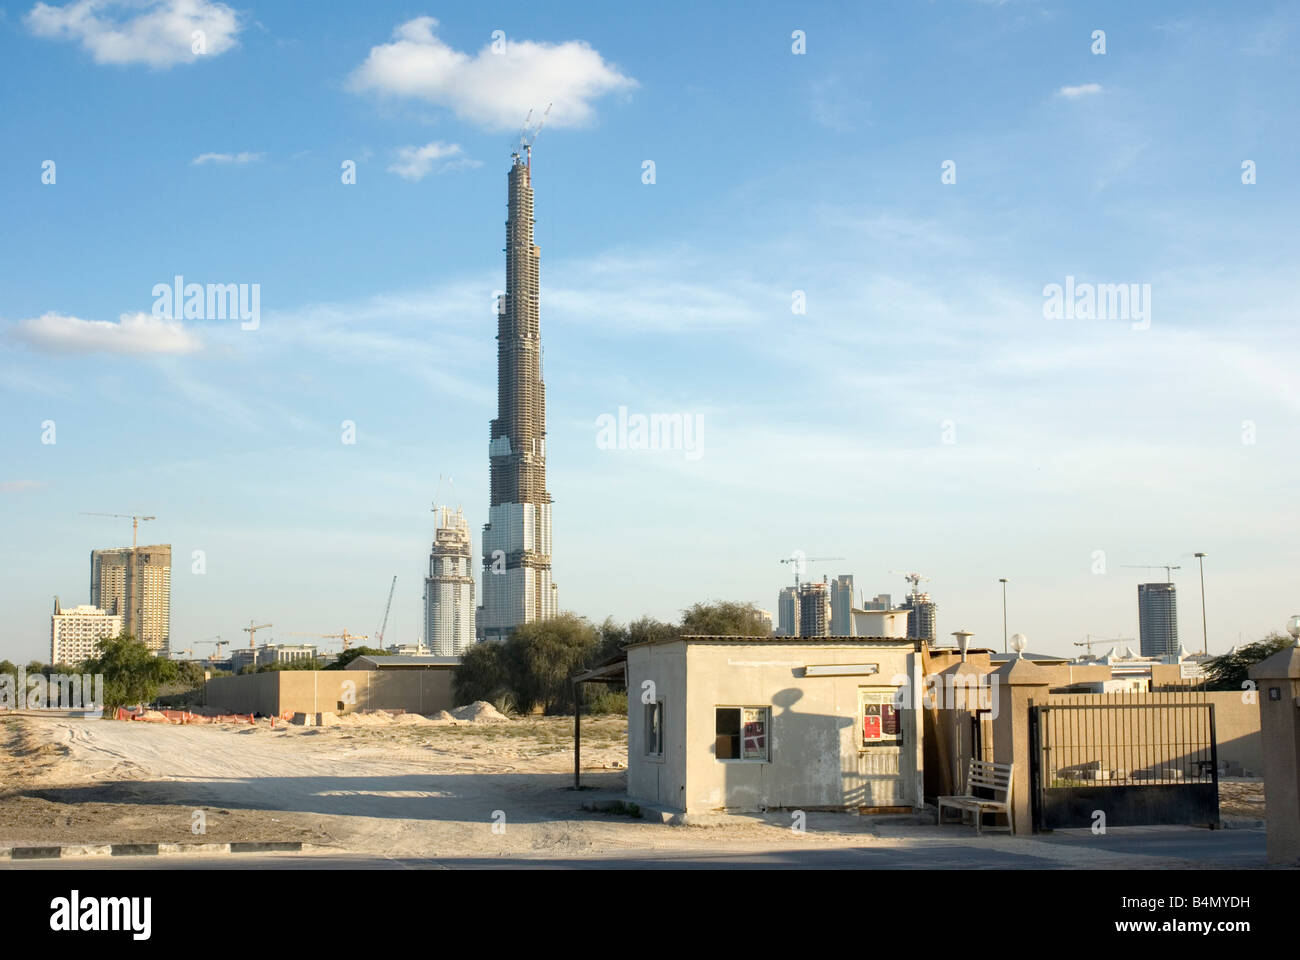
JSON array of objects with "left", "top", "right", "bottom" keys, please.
[{"left": 0, "top": 713, "right": 1264, "bottom": 865}]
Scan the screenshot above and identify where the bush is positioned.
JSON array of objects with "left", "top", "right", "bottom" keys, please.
[{"left": 586, "top": 689, "right": 627, "bottom": 715}]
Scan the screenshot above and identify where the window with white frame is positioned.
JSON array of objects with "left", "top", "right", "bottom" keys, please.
[
  {"left": 715, "top": 706, "right": 769, "bottom": 761},
  {"left": 644, "top": 700, "right": 663, "bottom": 757}
]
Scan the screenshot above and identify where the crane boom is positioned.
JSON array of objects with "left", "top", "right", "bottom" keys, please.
[{"left": 377, "top": 576, "right": 396, "bottom": 646}]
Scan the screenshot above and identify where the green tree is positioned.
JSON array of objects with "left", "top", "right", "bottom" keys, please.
[
  {"left": 506, "top": 613, "right": 601, "bottom": 714},
  {"left": 323, "top": 646, "right": 389, "bottom": 671},
  {"left": 680, "top": 601, "right": 771, "bottom": 637},
  {"left": 1204, "top": 633, "right": 1294, "bottom": 691},
  {"left": 83, "top": 634, "right": 178, "bottom": 711},
  {"left": 452, "top": 640, "right": 513, "bottom": 708},
  {"left": 258, "top": 658, "right": 325, "bottom": 672},
  {"left": 0, "top": 660, "right": 16, "bottom": 677}
]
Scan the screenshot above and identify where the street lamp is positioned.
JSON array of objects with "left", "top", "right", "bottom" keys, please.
[
  {"left": 1010, "top": 633, "right": 1028, "bottom": 659},
  {"left": 1287, "top": 615, "right": 1300, "bottom": 647},
  {"left": 999, "top": 578, "right": 1009, "bottom": 654},
  {"left": 1194, "top": 552, "right": 1208, "bottom": 656}
]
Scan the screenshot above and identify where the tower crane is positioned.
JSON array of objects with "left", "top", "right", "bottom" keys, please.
[
  {"left": 242, "top": 620, "right": 272, "bottom": 649},
  {"left": 1074, "top": 634, "right": 1136, "bottom": 657},
  {"left": 375, "top": 576, "right": 397, "bottom": 646},
  {"left": 779, "top": 555, "right": 846, "bottom": 589},
  {"left": 80, "top": 512, "right": 156, "bottom": 549},
  {"left": 1121, "top": 564, "right": 1180, "bottom": 582},
  {"left": 195, "top": 636, "right": 228, "bottom": 661},
  {"left": 890, "top": 571, "right": 932, "bottom": 597},
  {"left": 286, "top": 630, "right": 369, "bottom": 652}
]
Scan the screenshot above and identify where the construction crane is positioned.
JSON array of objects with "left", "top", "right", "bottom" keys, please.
[
  {"left": 286, "top": 630, "right": 369, "bottom": 652},
  {"left": 375, "top": 576, "right": 397, "bottom": 646},
  {"left": 890, "top": 571, "right": 932, "bottom": 597},
  {"left": 1122, "top": 563, "right": 1181, "bottom": 582},
  {"left": 80, "top": 512, "right": 156, "bottom": 549},
  {"left": 242, "top": 620, "right": 272, "bottom": 649},
  {"left": 1074, "top": 634, "right": 1136, "bottom": 657},
  {"left": 779, "top": 555, "right": 846, "bottom": 589},
  {"left": 195, "top": 636, "right": 228, "bottom": 661},
  {"left": 517, "top": 102, "right": 552, "bottom": 167}
]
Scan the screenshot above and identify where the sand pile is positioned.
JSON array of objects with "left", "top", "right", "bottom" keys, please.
[
  {"left": 450, "top": 701, "right": 510, "bottom": 723},
  {"left": 394, "top": 713, "right": 434, "bottom": 726}
]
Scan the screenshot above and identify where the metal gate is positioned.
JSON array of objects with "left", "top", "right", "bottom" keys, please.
[{"left": 1029, "top": 698, "right": 1219, "bottom": 830}]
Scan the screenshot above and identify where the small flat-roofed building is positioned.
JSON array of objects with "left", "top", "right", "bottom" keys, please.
[{"left": 626, "top": 634, "right": 923, "bottom": 815}]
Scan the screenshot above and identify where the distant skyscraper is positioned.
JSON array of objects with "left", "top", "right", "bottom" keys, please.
[
  {"left": 90, "top": 545, "right": 171, "bottom": 654},
  {"left": 777, "top": 586, "right": 799, "bottom": 637},
  {"left": 830, "top": 574, "right": 854, "bottom": 635},
  {"left": 755, "top": 609, "right": 774, "bottom": 635},
  {"left": 1138, "top": 582, "right": 1179, "bottom": 657},
  {"left": 798, "top": 581, "right": 830, "bottom": 637},
  {"left": 425, "top": 506, "right": 476, "bottom": 656},
  {"left": 50, "top": 598, "right": 122, "bottom": 665},
  {"left": 902, "top": 592, "right": 936, "bottom": 642},
  {"left": 862, "top": 593, "right": 892, "bottom": 611},
  {"left": 479, "top": 146, "right": 557, "bottom": 642}
]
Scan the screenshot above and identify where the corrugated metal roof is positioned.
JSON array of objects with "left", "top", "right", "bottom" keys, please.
[
  {"left": 626, "top": 634, "right": 919, "bottom": 649},
  {"left": 348, "top": 655, "right": 461, "bottom": 668}
]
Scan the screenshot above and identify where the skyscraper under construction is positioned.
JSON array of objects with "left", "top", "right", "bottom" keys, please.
[{"left": 478, "top": 146, "right": 557, "bottom": 642}]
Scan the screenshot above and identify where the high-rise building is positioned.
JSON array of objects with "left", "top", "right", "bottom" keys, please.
[
  {"left": 861, "top": 593, "right": 892, "bottom": 611},
  {"left": 798, "top": 581, "right": 830, "bottom": 637},
  {"left": 479, "top": 147, "right": 558, "bottom": 643},
  {"left": 50, "top": 598, "right": 122, "bottom": 665},
  {"left": 90, "top": 545, "right": 171, "bottom": 655},
  {"left": 777, "top": 586, "right": 799, "bottom": 637},
  {"left": 425, "top": 506, "right": 476, "bottom": 656},
  {"left": 1138, "top": 582, "right": 1179, "bottom": 657},
  {"left": 755, "top": 609, "right": 774, "bottom": 635},
  {"left": 830, "top": 574, "right": 854, "bottom": 635},
  {"left": 901, "top": 592, "right": 936, "bottom": 642}
]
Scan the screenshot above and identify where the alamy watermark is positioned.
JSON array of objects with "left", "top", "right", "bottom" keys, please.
[
  {"left": 1043, "top": 275, "right": 1151, "bottom": 330},
  {"left": 596, "top": 406, "right": 703, "bottom": 461},
  {"left": 152, "top": 274, "right": 260, "bottom": 330},
  {"left": 1, "top": 667, "right": 104, "bottom": 717}
]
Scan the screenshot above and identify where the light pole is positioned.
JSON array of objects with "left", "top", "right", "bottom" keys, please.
[
  {"left": 999, "top": 578, "right": 1009, "bottom": 654},
  {"left": 1193, "top": 552, "right": 1208, "bottom": 656}
]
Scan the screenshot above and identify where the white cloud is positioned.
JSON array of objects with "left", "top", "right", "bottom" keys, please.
[
  {"left": 1057, "top": 82, "right": 1103, "bottom": 99},
  {"left": 192, "top": 151, "right": 263, "bottom": 165},
  {"left": 348, "top": 17, "right": 635, "bottom": 131},
  {"left": 0, "top": 481, "right": 46, "bottom": 493},
  {"left": 13, "top": 311, "right": 202, "bottom": 355},
  {"left": 26, "top": 0, "right": 240, "bottom": 68},
  {"left": 387, "top": 141, "right": 480, "bottom": 181}
]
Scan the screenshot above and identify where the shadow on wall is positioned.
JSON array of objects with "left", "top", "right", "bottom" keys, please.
[{"left": 720, "top": 687, "right": 904, "bottom": 812}]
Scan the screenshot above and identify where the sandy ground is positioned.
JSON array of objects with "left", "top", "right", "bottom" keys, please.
[{"left": 0, "top": 713, "right": 1266, "bottom": 865}]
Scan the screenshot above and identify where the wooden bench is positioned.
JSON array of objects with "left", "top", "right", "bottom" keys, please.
[{"left": 937, "top": 760, "right": 1014, "bottom": 835}]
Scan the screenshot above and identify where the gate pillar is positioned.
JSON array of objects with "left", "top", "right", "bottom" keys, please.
[
  {"left": 990, "top": 656, "right": 1050, "bottom": 835},
  {"left": 1249, "top": 643, "right": 1300, "bottom": 866}
]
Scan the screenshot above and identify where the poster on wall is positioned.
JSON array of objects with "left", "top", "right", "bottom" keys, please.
[{"left": 860, "top": 689, "right": 903, "bottom": 747}]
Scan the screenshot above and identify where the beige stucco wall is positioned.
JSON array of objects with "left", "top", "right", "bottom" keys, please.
[
  {"left": 204, "top": 669, "right": 456, "bottom": 717},
  {"left": 629, "top": 640, "right": 922, "bottom": 815},
  {"left": 626, "top": 641, "right": 688, "bottom": 810}
]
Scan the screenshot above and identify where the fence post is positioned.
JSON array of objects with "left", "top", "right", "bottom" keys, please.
[
  {"left": 990, "top": 656, "right": 1051, "bottom": 835},
  {"left": 1249, "top": 645, "right": 1300, "bottom": 865}
]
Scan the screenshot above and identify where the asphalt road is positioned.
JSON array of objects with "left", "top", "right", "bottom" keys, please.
[{"left": 3, "top": 826, "right": 1266, "bottom": 870}]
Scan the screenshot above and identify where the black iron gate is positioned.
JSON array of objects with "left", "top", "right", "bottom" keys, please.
[{"left": 1029, "top": 698, "right": 1219, "bottom": 830}]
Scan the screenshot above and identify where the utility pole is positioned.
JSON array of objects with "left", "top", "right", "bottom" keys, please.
[
  {"left": 1194, "top": 552, "right": 1208, "bottom": 656},
  {"left": 999, "top": 578, "right": 1009, "bottom": 654}
]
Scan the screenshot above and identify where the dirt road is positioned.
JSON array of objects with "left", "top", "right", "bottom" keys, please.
[{"left": 0, "top": 714, "right": 1264, "bottom": 867}]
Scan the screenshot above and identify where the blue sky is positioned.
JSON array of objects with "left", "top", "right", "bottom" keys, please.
[{"left": 2, "top": 0, "right": 1297, "bottom": 663}]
